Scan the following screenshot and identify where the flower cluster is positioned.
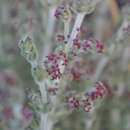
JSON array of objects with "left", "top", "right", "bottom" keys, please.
[
  {"left": 71, "top": 68, "right": 82, "bottom": 82},
  {"left": 91, "top": 81, "right": 106, "bottom": 100},
  {"left": 70, "top": 60, "right": 91, "bottom": 82},
  {"left": 56, "top": 34, "right": 65, "bottom": 41},
  {"left": 56, "top": 33, "right": 71, "bottom": 44},
  {"left": 44, "top": 51, "right": 68, "bottom": 80},
  {"left": 72, "top": 31, "right": 104, "bottom": 54},
  {"left": 54, "top": 5, "right": 72, "bottom": 22},
  {"left": 69, "top": 97, "right": 80, "bottom": 109},
  {"left": 73, "top": 32, "right": 82, "bottom": 49},
  {"left": 18, "top": 36, "right": 38, "bottom": 63},
  {"left": 47, "top": 87, "right": 58, "bottom": 95},
  {"left": 82, "top": 98, "right": 94, "bottom": 112},
  {"left": 66, "top": 81, "right": 105, "bottom": 112},
  {"left": 66, "top": 96, "right": 93, "bottom": 112}
]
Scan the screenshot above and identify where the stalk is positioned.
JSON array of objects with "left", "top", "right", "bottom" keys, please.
[
  {"left": 64, "top": 21, "right": 69, "bottom": 40},
  {"left": 66, "top": 12, "right": 86, "bottom": 52},
  {"left": 39, "top": 7, "right": 56, "bottom": 130},
  {"left": 30, "top": 61, "right": 49, "bottom": 130},
  {"left": 54, "top": 12, "right": 86, "bottom": 85}
]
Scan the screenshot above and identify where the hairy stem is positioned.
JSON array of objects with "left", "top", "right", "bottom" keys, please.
[
  {"left": 39, "top": 7, "right": 56, "bottom": 130},
  {"left": 64, "top": 21, "right": 70, "bottom": 40},
  {"left": 66, "top": 12, "right": 86, "bottom": 52},
  {"left": 54, "top": 12, "right": 86, "bottom": 85},
  {"left": 40, "top": 113, "right": 48, "bottom": 130},
  {"left": 40, "top": 12, "right": 86, "bottom": 130}
]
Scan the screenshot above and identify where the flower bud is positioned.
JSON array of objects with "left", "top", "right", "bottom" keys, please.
[
  {"left": 72, "top": 0, "right": 99, "bottom": 14},
  {"left": 18, "top": 36, "right": 38, "bottom": 64},
  {"left": 55, "top": 5, "right": 72, "bottom": 22}
]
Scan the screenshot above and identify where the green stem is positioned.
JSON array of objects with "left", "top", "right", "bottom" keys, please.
[
  {"left": 64, "top": 21, "right": 69, "bottom": 40},
  {"left": 53, "top": 12, "right": 86, "bottom": 85},
  {"left": 66, "top": 12, "right": 86, "bottom": 52}
]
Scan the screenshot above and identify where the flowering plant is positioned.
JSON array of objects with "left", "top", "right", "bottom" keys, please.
[{"left": 18, "top": 1, "right": 106, "bottom": 129}]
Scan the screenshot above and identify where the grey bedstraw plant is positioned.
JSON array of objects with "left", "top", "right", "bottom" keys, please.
[{"left": 18, "top": 0, "right": 105, "bottom": 130}]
